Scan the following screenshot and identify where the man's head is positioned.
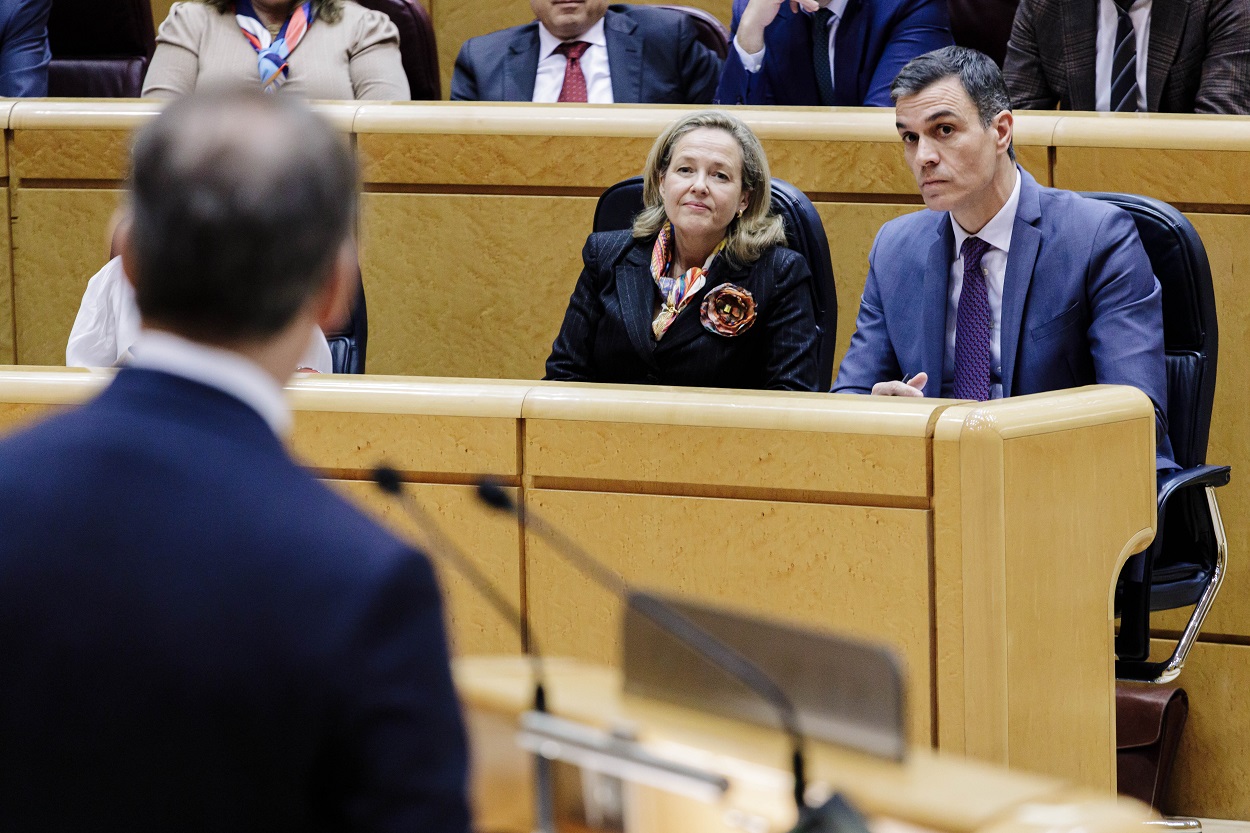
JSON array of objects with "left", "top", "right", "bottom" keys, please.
[
  {"left": 530, "top": 0, "right": 610, "bottom": 40},
  {"left": 891, "top": 47, "right": 1016, "bottom": 231},
  {"left": 123, "top": 89, "right": 357, "bottom": 349}
]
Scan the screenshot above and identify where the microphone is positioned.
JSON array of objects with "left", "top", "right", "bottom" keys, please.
[
  {"left": 476, "top": 481, "right": 865, "bottom": 832},
  {"left": 373, "top": 466, "right": 556, "bottom": 833}
]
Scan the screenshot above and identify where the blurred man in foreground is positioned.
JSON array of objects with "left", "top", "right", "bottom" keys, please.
[{"left": 0, "top": 89, "right": 470, "bottom": 833}]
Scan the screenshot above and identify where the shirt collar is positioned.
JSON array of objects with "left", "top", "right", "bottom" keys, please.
[
  {"left": 809, "top": 0, "right": 851, "bottom": 21},
  {"left": 537, "top": 16, "right": 608, "bottom": 61},
  {"left": 127, "top": 330, "right": 292, "bottom": 437},
  {"left": 951, "top": 165, "right": 1021, "bottom": 258}
]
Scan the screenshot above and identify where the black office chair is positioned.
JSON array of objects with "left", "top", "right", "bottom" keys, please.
[
  {"left": 47, "top": 0, "right": 155, "bottom": 97},
  {"left": 1082, "top": 192, "right": 1230, "bottom": 684},
  {"left": 658, "top": 5, "right": 731, "bottom": 59},
  {"left": 593, "top": 176, "right": 838, "bottom": 388}
]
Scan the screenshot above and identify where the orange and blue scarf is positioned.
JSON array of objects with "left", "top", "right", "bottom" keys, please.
[
  {"left": 235, "top": 0, "right": 314, "bottom": 93},
  {"left": 650, "top": 222, "right": 725, "bottom": 339}
]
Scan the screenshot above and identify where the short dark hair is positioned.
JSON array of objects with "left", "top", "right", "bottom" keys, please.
[
  {"left": 891, "top": 46, "right": 1015, "bottom": 160},
  {"left": 127, "top": 89, "right": 357, "bottom": 342}
]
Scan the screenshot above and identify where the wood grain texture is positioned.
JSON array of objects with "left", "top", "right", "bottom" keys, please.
[
  {"left": 522, "top": 489, "right": 936, "bottom": 744},
  {"left": 1158, "top": 639, "right": 1250, "bottom": 820},
  {"left": 11, "top": 189, "right": 121, "bottom": 365},
  {"left": 0, "top": 187, "right": 12, "bottom": 363},
  {"left": 358, "top": 191, "right": 594, "bottom": 377},
  {"left": 329, "top": 480, "right": 523, "bottom": 656},
  {"left": 1052, "top": 147, "right": 1250, "bottom": 204},
  {"left": 11, "top": 129, "right": 133, "bottom": 181}
]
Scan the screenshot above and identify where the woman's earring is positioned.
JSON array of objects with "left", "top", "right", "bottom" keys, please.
[{"left": 736, "top": 209, "right": 744, "bottom": 219}]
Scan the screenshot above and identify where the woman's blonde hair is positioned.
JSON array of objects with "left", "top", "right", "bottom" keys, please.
[
  {"left": 198, "top": 0, "right": 344, "bottom": 24},
  {"left": 633, "top": 110, "right": 786, "bottom": 268}
]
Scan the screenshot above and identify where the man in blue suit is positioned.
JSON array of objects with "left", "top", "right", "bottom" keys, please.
[
  {"left": 452, "top": 1, "right": 721, "bottom": 104},
  {"left": 0, "top": 0, "right": 51, "bottom": 97},
  {"left": 715, "top": 0, "right": 953, "bottom": 106},
  {"left": 834, "top": 47, "right": 1174, "bottom": 465},
  {"left": 0, "top": 90, "right": 470, "bottom": 832}
]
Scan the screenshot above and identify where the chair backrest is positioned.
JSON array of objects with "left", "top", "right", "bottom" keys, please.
[
  {"left": 593, "top": 175, "right": 838, "bottom": 387},
  {"left": 657, "top": 5, "right": 730, "bottom": 59},
  {"left": 47, "top": 0, "right": 155, "bottom": 97},
  {"left": 352, "top": 0, "right": 441, "bottom": 100},
  {"left": 1080, "top": 193, "right": 1218, "bottom": 471}
]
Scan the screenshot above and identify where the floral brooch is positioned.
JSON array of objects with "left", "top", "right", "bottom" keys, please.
[{"left": 700, "top": 283, "right": 757, "bottom": 337}]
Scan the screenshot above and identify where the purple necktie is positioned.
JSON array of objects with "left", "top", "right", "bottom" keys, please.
[{"left": 953, "top": 236, "right": 993, "bottom": 401}]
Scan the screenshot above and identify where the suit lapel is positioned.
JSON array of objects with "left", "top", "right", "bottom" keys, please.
[
  {"left": 999, "top": 170, "right": 1043, "bottom": 398},
  {"left": 1145, "top": 0, "right": 1186, "bottom": 111},
  {"left": 504, "top": 25, "right": 540, "bottom": 101},
  {"left": 832, "top": 0, "right": 868, "bottom": 106},
  {"left": 605, "top": 11, "right": 642, "bottom": 103},
  {"left": 616, "top": 243, "right": 661, "bottom": 364},
  {"left": 922, "top": 222, "right": 953, "bottom": 397},
  {"left": 1060, "top": 0, "right": 1098, "bottom": 111}
]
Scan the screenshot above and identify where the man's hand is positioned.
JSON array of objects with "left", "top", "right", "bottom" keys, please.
[
  {"left": 871, "top": 372, "right": 927, "bottom": 397},
  {"left": 737, "top": 0, "right": 823, "bottom": 54}
]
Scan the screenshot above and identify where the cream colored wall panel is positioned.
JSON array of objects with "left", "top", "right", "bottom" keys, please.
[
  {"left": 11, "top": 129, "right": 133, "bottom": 181},
  {"left": 358, "top": 191, "right": 594, "bottom": 377},
  {"left": 525, "top": 418, "right": 931, "bottom": 499},
  {"left": 1052, "top": 147, "right": 1250, "bottom": 204},
  {"left": 0, "top": 188, "right": 12, "bottom": 364},
  {"left": 523, "top": 489, "right": 935, "bottom": 743},
  {"left": 1158, "top": 639, "right": 1250, "bottom": 820},
  {"left": 0, "top": 402, "right": 62, "bottom": 435},
  {"left": 359, "top": 132, "right": 653, "bottom": 187},
  {"left": 11, "top": 189, "right": 121, "bottom": 365},
  {"left": 330, "top": 480, "right": 523, "bottom": 656}
]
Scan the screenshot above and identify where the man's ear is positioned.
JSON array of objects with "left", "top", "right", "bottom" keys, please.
[
  {"left": 312, "top": 240, "right": 358, "bottom": 334},
  {"left": 993, "top": 109, "right": 1014, "bottom": 155},
  {"left": 115, "top": 213, "right": 138, "bottom": 289}
]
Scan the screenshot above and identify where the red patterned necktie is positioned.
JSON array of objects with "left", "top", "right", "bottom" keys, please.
[{"left": 555, "top": 41, "right": 591, "bottom": 103}]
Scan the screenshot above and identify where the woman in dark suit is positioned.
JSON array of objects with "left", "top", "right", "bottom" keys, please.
[{"left": 545, "top": 110, "right": 820, "bottom": 390}]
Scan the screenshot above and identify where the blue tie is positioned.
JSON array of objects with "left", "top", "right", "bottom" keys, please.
[
  {"left": 811, "top": 8, "right": 835, "bottom": 106},
  {"left": 953, "top": 236, "right": 993, "bottom": 401},
  {"left": 1110, "top": 0, "right": 1141, "bottom": 112}
]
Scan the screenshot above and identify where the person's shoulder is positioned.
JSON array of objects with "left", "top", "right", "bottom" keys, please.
[
  {"left": 877, "top": 207, "right": 944, "bottom": 242},
  {"left": 161, "top": 1, "right": 216, "bottom": 25},
  {"left": 609, "top": 3, "right": 686, "bottom": 25},
  {"left": 461, "top": 19, "right": 538, "bottom": 51},
  {"left": 339, "top": 2, "right": 399, "bottom": 38},
  {"left": 1036, "top": 182, "right": 1126, "bottom": 231}
]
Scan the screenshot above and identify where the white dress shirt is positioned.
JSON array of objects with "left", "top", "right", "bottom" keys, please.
[
  {"left": 66, "top": 256, "right": 333, "bottom": 373},
  {"left": 1095, "top": 0, "right": 1151, "bottom": 111},
  {"left": 128, "top": 329, "right": 292, "bottom": 436},
  {"left": 942, "top": 167, "right": 1021, "bottom": 400},
  {"left": 533, "top": 18, "right": 613, "bottom": 103},
  {"left": 733, "top": 0, "right": 851, "bottom": 80}
]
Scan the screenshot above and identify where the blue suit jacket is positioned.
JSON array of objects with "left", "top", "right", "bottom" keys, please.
[
  {"left": 0, "top": 0, "right": 50, "bottom": 97},
  {"left": 834, "top": 168, "right": 1175, "bottom": 465},
  {"left": 0, "top": 369, "right": 470, "bottom": 833},
  {"left": 451, "top": 5, "right": 722, "bottom": 103},
  {"left": 714, "top": 0, "right": 952, "bottom": 106}
]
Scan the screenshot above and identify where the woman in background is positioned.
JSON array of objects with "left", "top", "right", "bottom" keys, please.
[
  {"left": 545, "top": 110, "right": 819, "bottom": 390},
  {"left": 143, "top": 0, "right": 408, "bottom": 100}
]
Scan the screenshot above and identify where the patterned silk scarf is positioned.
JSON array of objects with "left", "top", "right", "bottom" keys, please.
[
  {"left": 235, "top": 0, "right": 314, "bottom": 92},
  {"left": 650, "top": 223, "right": 726, "bottom": 339}
]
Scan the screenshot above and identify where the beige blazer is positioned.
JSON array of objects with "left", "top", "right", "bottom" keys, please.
[{"left": 143, "top": 1, "right": 410, "bottom": 100}]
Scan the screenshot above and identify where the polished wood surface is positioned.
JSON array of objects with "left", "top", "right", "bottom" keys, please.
[
  {"left": 0, "top": 370, "right": 1157, "bottom": 798},
  {"left": 456, "top": 656, "right": 1155, "bottom": 833}
]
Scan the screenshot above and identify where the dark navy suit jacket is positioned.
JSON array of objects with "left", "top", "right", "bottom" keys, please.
[
  {"left": 546, "top": 230, "right": 820, "bottom": 390},
  {"left": 715, "top": 0, "right": 953, "bottom": 106},
  {"left": 0, "top": 0, "right": 51, "bottom": 97},
  {"left": 451, "top": 5, "right": 722, "bottom": 104},
  {"left": 834, "top": 168, "right": 1175, "bottom": 465},
  {"left": 0, "top": 368, "right": 470, "bottom": 833}
]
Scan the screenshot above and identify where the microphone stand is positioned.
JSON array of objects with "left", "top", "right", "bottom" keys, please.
[{"left": 372, "top": 467, "right": 555, "bottom": 833}]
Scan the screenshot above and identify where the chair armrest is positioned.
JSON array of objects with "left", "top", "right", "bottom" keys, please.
[{"left": 1157, "top": 464, "right": 1231, "bottom": 510}]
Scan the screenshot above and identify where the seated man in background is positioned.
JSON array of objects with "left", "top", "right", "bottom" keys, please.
[
  {"left": 834, "top": 46, "right": 1175, "bottom": 468},
  {"left": 0, "top": 0, "right": 51, "bottom": 97},
  {"left": 0, "top": 90, "right": 469, "bottom": 832},
  {"left": 715, "top": 0, "right": 953, "bottom": 106},
  {"left": 1003, "top": 0, "right": 1250, "bottom": 113},
  {"left": 452, "top": 0, "right": 722, "bottom": 104}
]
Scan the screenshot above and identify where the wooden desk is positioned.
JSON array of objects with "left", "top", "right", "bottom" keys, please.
[{"left": 0, "top": 369, "right": 1157, "bottom": 795}]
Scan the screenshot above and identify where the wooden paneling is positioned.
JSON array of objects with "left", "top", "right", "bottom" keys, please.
[
  {"left": 1053, "top": 147, "right": 1250, "bottom": 204},
  {"left": 358, "top": 191, "right": 594, "bottom": 377},
  {"left": 11, "top": 189, "right": 121, "bottom": 366},
  {"left": 0, "top": 187, "right": 12, "bottom": 364},
  {"left": 11, "top": 129, "right": 132, "bottom": 182},
  {"left": 522, "top": 489, "right": 936, "bottom": 744}
]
